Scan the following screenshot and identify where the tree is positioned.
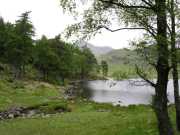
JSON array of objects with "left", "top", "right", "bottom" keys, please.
[
  {"left": 6, "top": 11, "right": 34, "bottom": 78},
  {"left": 34, "top": 35, "right": 98, "bottom": 83},
  {"left": 101, "top": 60, "right": 108, "bottom": 77},
  {"left": 59, "top": 0, "right": 175, "bottom": 134},
  {"left": 34, "top": 36, "right": 60, "bottom": 81},
  {"left": 80, "top": 46, "right": 97, "bottom": 79},
  {"left": 169, "top": 0, "right": 180, "bottom": 131},
  {"left": 0, "top": 18, "right": 14, "bottom": 63},
  {"left": 49, "top": 35, "right": 74, "bottom": 83},
  {"left": 0, "top": 17, "right": 6, "bottom": 61}
]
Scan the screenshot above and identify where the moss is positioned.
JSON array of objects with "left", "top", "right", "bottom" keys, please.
[{"left": 38, "top": 100, "right": 71, "bottom": 113}]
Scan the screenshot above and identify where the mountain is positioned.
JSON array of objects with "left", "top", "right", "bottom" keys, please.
[{"left": 77, "top": 40, "right": 113, "bottom": 56}]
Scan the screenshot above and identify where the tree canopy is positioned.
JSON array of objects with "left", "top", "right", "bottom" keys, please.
[{"left": 0, "top": 12, "right": 98, "bottom": 83}]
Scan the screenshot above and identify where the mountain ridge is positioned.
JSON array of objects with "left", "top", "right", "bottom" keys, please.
[{"left": 77, "top": 40, "right": 114, "bottom": 56}]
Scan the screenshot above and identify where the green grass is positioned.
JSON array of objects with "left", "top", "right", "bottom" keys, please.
[
  {"left": 0, "top": 103, "right": 179, "bottom": 135},
  {"left": 0, "top": 79, "right": 179, "bottom": 135},
  {"left": 0, "top": 79, "right": 62, "bottom": 110}
]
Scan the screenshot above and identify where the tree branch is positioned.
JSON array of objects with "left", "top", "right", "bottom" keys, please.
[
  {"left": 145, "top": 27, "right": 157, "bottom": 38},
  {"left": 98, "top": 24, "right": 157, "bottom": 39},
  {"left": 98, "top": 25, "right": 145, "bottom": 32},
  {"left": 167, "top": 24, "right": 172, "bottom": 35},
  {"left": 135, "top": 65, "right": 156, "bottom": 87},
  {"left": 97, "top": 24, "right": 157, "bottom": 41},
  {"left": 98, "top": 0, "right": 153, "bottom": 10},
  {"left": 141, "top": 0, "right": 154, "bottom": 7},
  {"left": 144, "top": 54, "right": 157, "bottom": 69}
]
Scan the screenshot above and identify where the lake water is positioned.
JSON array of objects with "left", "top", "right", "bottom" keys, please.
[{"left": 83, "top": 79, "right": 177, "bottom": 106}]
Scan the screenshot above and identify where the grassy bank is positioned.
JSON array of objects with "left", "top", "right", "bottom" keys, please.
[
  {"left": 0, "top": 79, "right": 179, "bottom": 135},
  {"left": 0, "top": 79, "right": 64, "bottom": 111},
  {"left": 0, "top": 103, "right": 179, "bottom": 135}
]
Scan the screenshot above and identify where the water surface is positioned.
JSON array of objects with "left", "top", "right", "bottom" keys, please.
[{"left": 83, "top": 79, "right": 176, "bottom": 106}]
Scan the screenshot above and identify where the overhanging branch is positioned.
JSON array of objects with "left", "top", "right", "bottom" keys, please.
[
  {"left": 135, "top": 65, "right": 156, "bottom": 87},
  {"left": 141, "top": 0, "right": 154, "bottom": 7},
  {"left": 98, "top": 25, "right": 145, "bottom": 32},
  {"left": 97, "top": 25, "right": 157, "bottom": 39},
  {"left": 98, "top": 0, "right": 153, "bottom": 10}
]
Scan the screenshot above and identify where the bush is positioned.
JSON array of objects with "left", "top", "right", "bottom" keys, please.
[
  {"left": 38, "top": 100, "right": 70, "bottom": 113},
  {"left": 112, "top": 70, "right": 129, "bottom": 80}
]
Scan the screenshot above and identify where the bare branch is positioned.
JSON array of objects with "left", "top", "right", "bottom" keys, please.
[
  {"left": 167, "top": 24, "right": 172, "bottom": 35},
  {"left": 135, "top": 65, "right": 156, "bottom": 87},
  {"left": 98, "top": 25, "right": 145, "bottom": 32},
  {"left": 138, "top": 19, "right": 157, "bottom": 38},
  {"left": 97, "top": 24, "right": 157, "bottom": 40},
  {"left": 98, "top": 0, "right": 154, "bottom": 10},
  {"left": 146, "top": 27, "right": 157, "bottom": 38},
  {"left": 141, "top": 0, "right": 154, "bottom": 7}
]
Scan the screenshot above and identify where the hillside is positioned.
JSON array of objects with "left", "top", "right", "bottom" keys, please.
[
  {"left": 98, "top": 48, "right": 141, "bottom": 73},
  {"left": 99, "top": 48, "right": 139, "bottom": 65},
  {"left": 77, "top": 40, "right": 113, "bottom": 56}
]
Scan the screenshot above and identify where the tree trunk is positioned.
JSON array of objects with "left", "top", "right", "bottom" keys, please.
[
  {"left": 154, "top": 0, "right": 174, "bottom": 135},
  {"left": 154, "top": 70, "right": 174, "bottom": 135},
  {"left": 170, "top": 0, "right": 180, "bottom": 131},
  {"left": 172, "top": 61, "right": 180, "bottom": 131}
]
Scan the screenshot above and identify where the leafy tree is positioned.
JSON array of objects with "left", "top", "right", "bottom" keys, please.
[
  {"left": 0, "top": 18, "right": 14, "bottom": 63},
  {"left": 48, "top": 35, "right": 74, "bottom": 82},
  {"left": 69, "top": 46, "right": 87, "bottom": 79},
  {"left": 34, "top": 36, "right": 59, "bottom": 81},
  {"left": 6, "top": 11, "right": 34, "bottom": 78},
  {"left": 59, "top": 0, "right": 175, "bottom": 134},
  {"left": 169, "top": 0, "right": 180, "bottom": 131},
  {"left": 0, "top": 11, "right": 98, "bottom": 83},
  {"left": 34, "top": 35, "right": 97, "bottom": 82},
  {"left": 101, "top": 60, "right": 108, "bottom": 77},
  {"left": 134, "top": 1, "right": 180, "bottom": 131},
  {"left": 0, "top": 17, "right": 6, "bottom": 61},
  {"left": 80, "top": 46, "right": 97, "bottom": 79}
]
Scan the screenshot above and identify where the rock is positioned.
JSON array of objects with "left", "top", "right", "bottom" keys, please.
[
  {"left": 8, "top": 114, "right": 14, "bottom": 119},
  {"left": 64, "top": 81, "right": 85, "bottom": 100},
  {"left": 43, "top": 114, "right": 50, "bottom": 118},
  {"left": 0, "top": 103, "right": 70, "bottom": 120},
  {"left": 97, "top": 109, "right": 110, "bottom": 112}
]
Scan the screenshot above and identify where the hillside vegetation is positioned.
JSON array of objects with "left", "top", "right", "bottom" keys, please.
[{"left": 98, "top": 48, "right": 142, "bottom": 79}]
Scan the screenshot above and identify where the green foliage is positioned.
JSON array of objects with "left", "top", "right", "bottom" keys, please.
[
  {"left": 98, "top": 49, "right": 139, "bottom": 77},
  {"left": 0, "top": 17, "right": 6, "bottom": 61},
  {"left": 112, "top": 70, "right": 129, "bottom": 80},
  {"left": 38, "top": 100, "right": 70, "bottom": 113},
  {"left": 0, "top": 12, "right": 34, "bottom": 78},
  {"left": 34, "top": 35, "right": 98, "bottom": 83},
  {"left": 0, "top": 13, "right": 98, "bottom": 83},
  {"left": 79, "top": 46, "right": 98, "bottom": 78},
  {"left": 101, "top": 60, "right": 108, "bottom": 77},
  {"left": 34, "top": 35, "right": 59, "bottom": 81}
]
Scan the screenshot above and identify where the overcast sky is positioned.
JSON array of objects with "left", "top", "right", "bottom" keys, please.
[{"left": 0, "top": 0, "right": 143, "bottom": 49}]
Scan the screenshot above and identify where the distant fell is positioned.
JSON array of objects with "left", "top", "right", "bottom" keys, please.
[{"left": 77, "top": 40, "right": 113, "bottom": 56}]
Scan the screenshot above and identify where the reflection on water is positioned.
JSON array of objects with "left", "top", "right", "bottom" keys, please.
[{"left": 83, "top": 80, "right": 175, "bottom": 106}]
